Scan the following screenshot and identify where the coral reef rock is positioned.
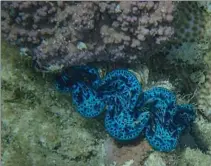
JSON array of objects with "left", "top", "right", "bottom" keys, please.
[{"left": 2, "top": 1, "right": 176, "bottom": 72}]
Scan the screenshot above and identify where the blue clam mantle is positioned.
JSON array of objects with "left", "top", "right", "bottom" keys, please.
[{"left": 56, "top": 66, "right": 196, "bottom": 152}]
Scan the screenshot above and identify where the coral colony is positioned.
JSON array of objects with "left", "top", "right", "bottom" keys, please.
[
  {"left": 55, "top": 66, "right": 195, "bottom": 152},
  {"left": 1, "top": 1, "right": 176, "bottom": 71}
]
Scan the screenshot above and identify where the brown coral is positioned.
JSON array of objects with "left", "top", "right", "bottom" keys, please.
[
  {"left": 3, "top": 1, "right": 208, "bottom": 72},
  {"left": 2, "top": 1, "right": 177, "bottom": 71},
  {"left": 1, "top": 1, "right": 57, "bottom": 45}
]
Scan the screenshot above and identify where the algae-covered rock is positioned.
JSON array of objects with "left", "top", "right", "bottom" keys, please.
[
  {"left": 197, "top": 51, "right": 211, "bottom": 120},
  {"left": 1, "top": 40, "right": 106, "bottom": 166},
  {"left": 178, "top": 148, "right": 211, "bottom": 166},
  {"left": 2, "top": 36, "right": 211, "bottom": 166},
  {"left": 144, "top": 152, "right": 166, "bottom": 166},
  {"left": 193, "top": 117, "right": 211, "bottom": 149}
]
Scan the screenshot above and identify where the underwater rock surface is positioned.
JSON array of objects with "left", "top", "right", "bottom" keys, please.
[
  {"left": 1, "top": 1, "right": 211, "bottom": 166},
  {"left": 1, "top": 41, "right": 106, "bottom": 166},
  {"left": 2, "top": 36, "right": 211, "bottom": 165}
]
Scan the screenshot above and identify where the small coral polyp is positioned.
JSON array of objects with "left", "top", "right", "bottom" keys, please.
[{"left": 55, "top": 65, "right": 195, "bottom": 152}]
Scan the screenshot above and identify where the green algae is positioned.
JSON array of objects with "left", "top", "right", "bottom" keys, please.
[{"left": 1, "top": 40, "right": 106, "bottom": 166}]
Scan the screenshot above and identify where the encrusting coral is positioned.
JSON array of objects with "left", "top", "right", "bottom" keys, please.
[
  {"left": 166, "top": 2, "right": 211, "bottom": 66},
  {"left": 174, "top": 2, "right": 207, "bottom": 43}
]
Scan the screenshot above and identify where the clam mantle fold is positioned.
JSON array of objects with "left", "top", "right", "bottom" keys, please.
[{"left": 55, "top": 66, "right": 195, "bottom": 152}]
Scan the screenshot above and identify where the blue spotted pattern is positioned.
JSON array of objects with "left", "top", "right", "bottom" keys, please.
[
  {"left": 97, "top": 69, "right": 142, "bottom": 112},
  {"left": 145, "top": 119, "right": 180, "bottom": 152},
  {"left": 97, "top": 70, "right": 147, "bottom": 140},
  {"left": 71, "top": 82, "right": 105, "bottom": 118},
  {"left": 105, "top": 105, "right": 150, "bottom": 140},
  {"left": 172, "top": 104, "right": 196, "bottom": 132},
  {"left": 55, "top": 66, "right": 196, "bottom": 152},
  {"left": 55, "top": 66, "right": 103, "bottom": 118},
  {"left": 139, "top": 87, "right": 195, "bottom": 151}
]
